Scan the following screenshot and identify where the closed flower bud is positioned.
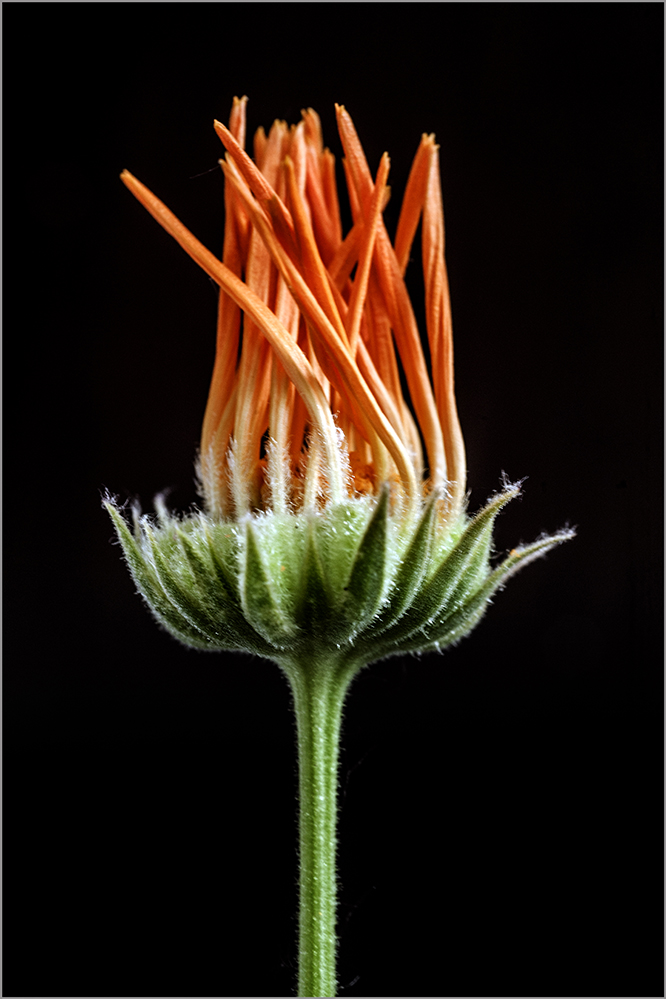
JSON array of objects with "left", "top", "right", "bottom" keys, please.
[
  {"left": 108, "top": 100, "right": 572, "bottom": 671},
  {"left": 107, "top": 99, "right": 574, "bottom": 999}
]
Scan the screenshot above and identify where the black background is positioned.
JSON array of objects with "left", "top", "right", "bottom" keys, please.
[{"left": 4, "top": 5, "right": 663, "bottom": 998}]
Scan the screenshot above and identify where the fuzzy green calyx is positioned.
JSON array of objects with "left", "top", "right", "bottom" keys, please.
[{"left": 106, "top": 484, "right": 574, "bottom": 671}]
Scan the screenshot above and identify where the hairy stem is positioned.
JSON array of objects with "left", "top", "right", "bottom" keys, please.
[{"left": 282, "top": 657, "right": 358, "bottom": 998}]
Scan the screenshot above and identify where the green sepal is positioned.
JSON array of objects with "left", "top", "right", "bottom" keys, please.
[
  {"left": 107, "top": 484, "right": 574, "bottom": 663},
  {"left": 106, "top": 503, "right": 215, "bottom": 650},
  {"left": 356, "top": 485, "right": 519, "bottom": 657},
  {"left": 386, "top": 529, "right": 576, "bottom": 659},
  {"left": 145, "top": 527, "right": 230, "bottom": 647},
  {"left": 177, "top": 528, "right": 275, "bottom": 657},
  {"left": 294, "top": 519, "right": 333, "bottom": 641},
  {"left": 368, "top": 490, "right": 438, "bottom": 635},
  {"left": 201, "top": 522, "right": 243, "bottom": 598},
  {"left": 177, "top": 528, "right": 235, "bottom": 606},
  {"left": 241, "top": 520, "right": 299, "bottom": 649},
  {"left": 312, "top": 500, "right": 373, "bottom": 603},
  {"left": 333, "top": 486, "right": 389, "bottom": 637},
  {"left": 480, "top": 530, "right": 576, "bottom": 603}
]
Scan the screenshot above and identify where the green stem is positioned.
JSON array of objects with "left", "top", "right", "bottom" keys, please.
[{"left": 283, "top": 658, "right": 358, "bottom": 999}]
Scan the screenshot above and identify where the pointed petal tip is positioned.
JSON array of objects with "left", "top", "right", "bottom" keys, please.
[{"left": 213, "top": 119, "right": 233, "bottom": 140}]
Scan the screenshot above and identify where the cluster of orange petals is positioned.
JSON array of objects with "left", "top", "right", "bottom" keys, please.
[{"left": 121, "top": 99, "right": 465, "bottom": 520}]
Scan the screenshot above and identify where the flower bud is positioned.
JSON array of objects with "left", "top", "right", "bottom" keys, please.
[{"left": 108, "top": 100, "right": 573, "bottom": 672}]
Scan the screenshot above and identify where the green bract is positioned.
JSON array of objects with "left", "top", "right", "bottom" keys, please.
[{"left": 106, "top": 484, "right": 573, "bottom": 671}]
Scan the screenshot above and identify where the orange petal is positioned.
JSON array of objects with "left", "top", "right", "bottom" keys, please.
[
  {"left": 220, "top": 162, "right": 417, "bottom": 502},
  {"left": 120, "top": 169, "right": 345, "bottom": 503},
  {"left": 201, "top": 97, "right": 248, "bottom": 459},
  {"left": 422, "top": 144, "right": 466, "bottom": 513},
  {"left": 394, "top": 133, "right": 435, "bottom": 276},
  {"left": 345, "top": 152, "right": 390, "bottom": 356},
  {"left": 214, "top": 118, "right": 297, "bottom": 252},
  {"left": 336, "top": 104, "right": 447, "bottom": 490}
]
